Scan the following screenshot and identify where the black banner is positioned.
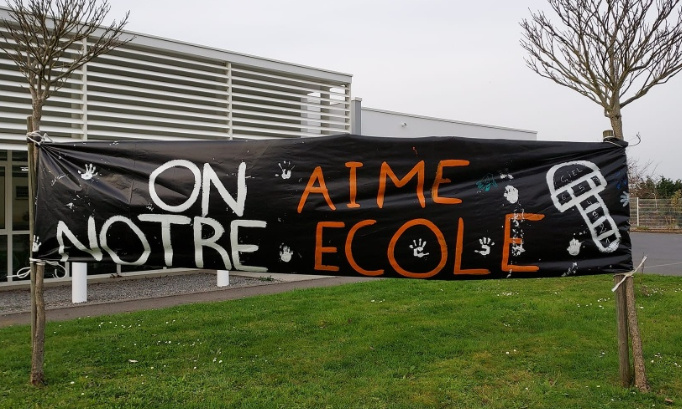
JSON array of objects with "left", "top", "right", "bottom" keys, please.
[{"left": 34, "top": 135, "right": 632, "bottom": 279}]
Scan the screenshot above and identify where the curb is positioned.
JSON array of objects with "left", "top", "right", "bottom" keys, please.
[{"left": 0, "top": 276, "right": 373, "bottom": 328}]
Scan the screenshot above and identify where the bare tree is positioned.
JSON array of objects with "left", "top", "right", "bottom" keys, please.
[
  {"left": 521, "top": 0, "right": 682, "bottom": 139},
  {"left": 0, "top": 0, "right": 131, "bottom": 129},
  {"left": 628, "top": 156, "right": 658, "bottom": 198},
  {"left": 0, "top": 0, "right": 131, "bottom": 386}
]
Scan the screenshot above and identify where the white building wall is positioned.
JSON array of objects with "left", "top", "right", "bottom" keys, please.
[{"left": 357, "top": 106, "right": 537, "bottom": 141}]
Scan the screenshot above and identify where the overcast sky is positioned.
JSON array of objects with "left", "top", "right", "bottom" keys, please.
[{"left": 106, "top": 0, "right": 681, "bottom": 179}]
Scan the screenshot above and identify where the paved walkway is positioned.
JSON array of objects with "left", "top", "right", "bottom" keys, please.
[
  {"left": 631, "top": 231, "right": 682, "bottom": 276},
  {"left": 0, "top": 273, "right": 373, "bottom": 328}
]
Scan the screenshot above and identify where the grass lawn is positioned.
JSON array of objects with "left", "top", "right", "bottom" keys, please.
[{"left": 0, "top": 274, "right": 680, "bottom": 408}]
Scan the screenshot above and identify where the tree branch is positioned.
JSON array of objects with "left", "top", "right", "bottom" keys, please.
[
  {"left": 521, "top": 0, "right": 682, "bottom": 137},
  {"left": 1, "top": 0, "right": 132, "bottom": 110}
]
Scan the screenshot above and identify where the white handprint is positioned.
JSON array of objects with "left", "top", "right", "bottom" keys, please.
[
  {"left": 567, "top": 238, "right": 582, "bottom": 256},
  {"left": 620, "top": 191, "right": 629, "bottom": 207},
  {"left": 504, "top": 185, "right": 519, "bottom": 204},
  {"left": 79, "top": 164, "right": 98, "bottom": 180},
  {"left": 279, "top": 244, "right": 293, "bottom": 262},
  {"left": 409, "top": 239, "right": 429, "bottom": 258},
  {"left": 32, "top": 236, "right": 41, "bottom": 253},
  {"left": 511, "top": 243, "right": 525, "bottom": 257},
  {"left": 475, "top": 237, "right": 494, "bottom": 256},
  {"left": 277, "top": 161, "right": 295, "bottom": 180}
]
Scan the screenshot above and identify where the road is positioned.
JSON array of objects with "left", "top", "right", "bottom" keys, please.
[{"left": 631, "top": 231, "right": 682, "bottom": 276}]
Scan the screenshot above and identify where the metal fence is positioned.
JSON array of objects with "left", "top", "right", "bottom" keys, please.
[{"left": 630, "top": 198, "right": 682, "bottom": 230}]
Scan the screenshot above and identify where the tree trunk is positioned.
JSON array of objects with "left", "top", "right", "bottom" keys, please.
[
  {"left": 31, "top": 98, "right": 43, "bottom": 131},
  {"left": 26, "top": 117, "right": 36, "bottom": 356},
  {"left": 27, "top": 117, "right": 46, "bottom": 386},
  {"left": 30, "top": 262, "right": 46, "bottom": 386},
  {"left": 608, "top": 105, "right": 624, "bottom": 140},
  {"left": 625, "top": 276, "right": 650, "bottom": 393}
]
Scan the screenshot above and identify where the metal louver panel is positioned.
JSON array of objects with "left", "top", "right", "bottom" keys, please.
[{"left": 1, "top": 16, "right": 351, "bottom": 147}]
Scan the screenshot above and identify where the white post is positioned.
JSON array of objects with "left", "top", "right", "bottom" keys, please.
[
  {"left": 636, "top": 197, "right": 640, "bottom": 227},
  {"left": 71, "top": 263, "right": 88, "bottom": 304},
  {"left": 217, "top": 270, "right": 230, "bottom": 287}
]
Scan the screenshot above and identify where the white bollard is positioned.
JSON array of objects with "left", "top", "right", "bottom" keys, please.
[
  {"left": 217, "top": 270, "right": 230, "bottom": 287},
  {"left": 71, "top": 263, "right": 88, "bottom": 304}
]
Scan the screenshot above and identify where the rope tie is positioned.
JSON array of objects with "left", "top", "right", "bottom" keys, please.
[
  {"left": 29, "top": 258, "right": 62, "bottom": 267},
  {"left": 611, "top": 256, "right": 647, "bottom": 292},
  {"left": 26, "top": 131, "right": 52, "bottom": 145}
]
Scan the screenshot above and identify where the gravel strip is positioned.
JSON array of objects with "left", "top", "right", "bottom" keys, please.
[{"left": 0, "top": 272, "right": 278, "bottom": 315}]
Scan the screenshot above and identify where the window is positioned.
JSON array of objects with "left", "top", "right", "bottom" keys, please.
[
  {"left": 11, "top": 234, "right": 29, "bottom": 279},
  {"left": 11, "top": 165, "right": 29, "bottom": 231},
  {"left": 0, "top": 165, "right": 5, "bottom": 230},
  {"left": 0, "top": 236, "right": 7, "bottom": 282}
]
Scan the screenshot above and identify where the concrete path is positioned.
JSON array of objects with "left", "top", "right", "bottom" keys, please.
[
  {"left": 0, "top": 274, "right": 373, "bottom": 328},
  {"left": 631, "top": 231, "right": 682, "bottom": 276}
]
